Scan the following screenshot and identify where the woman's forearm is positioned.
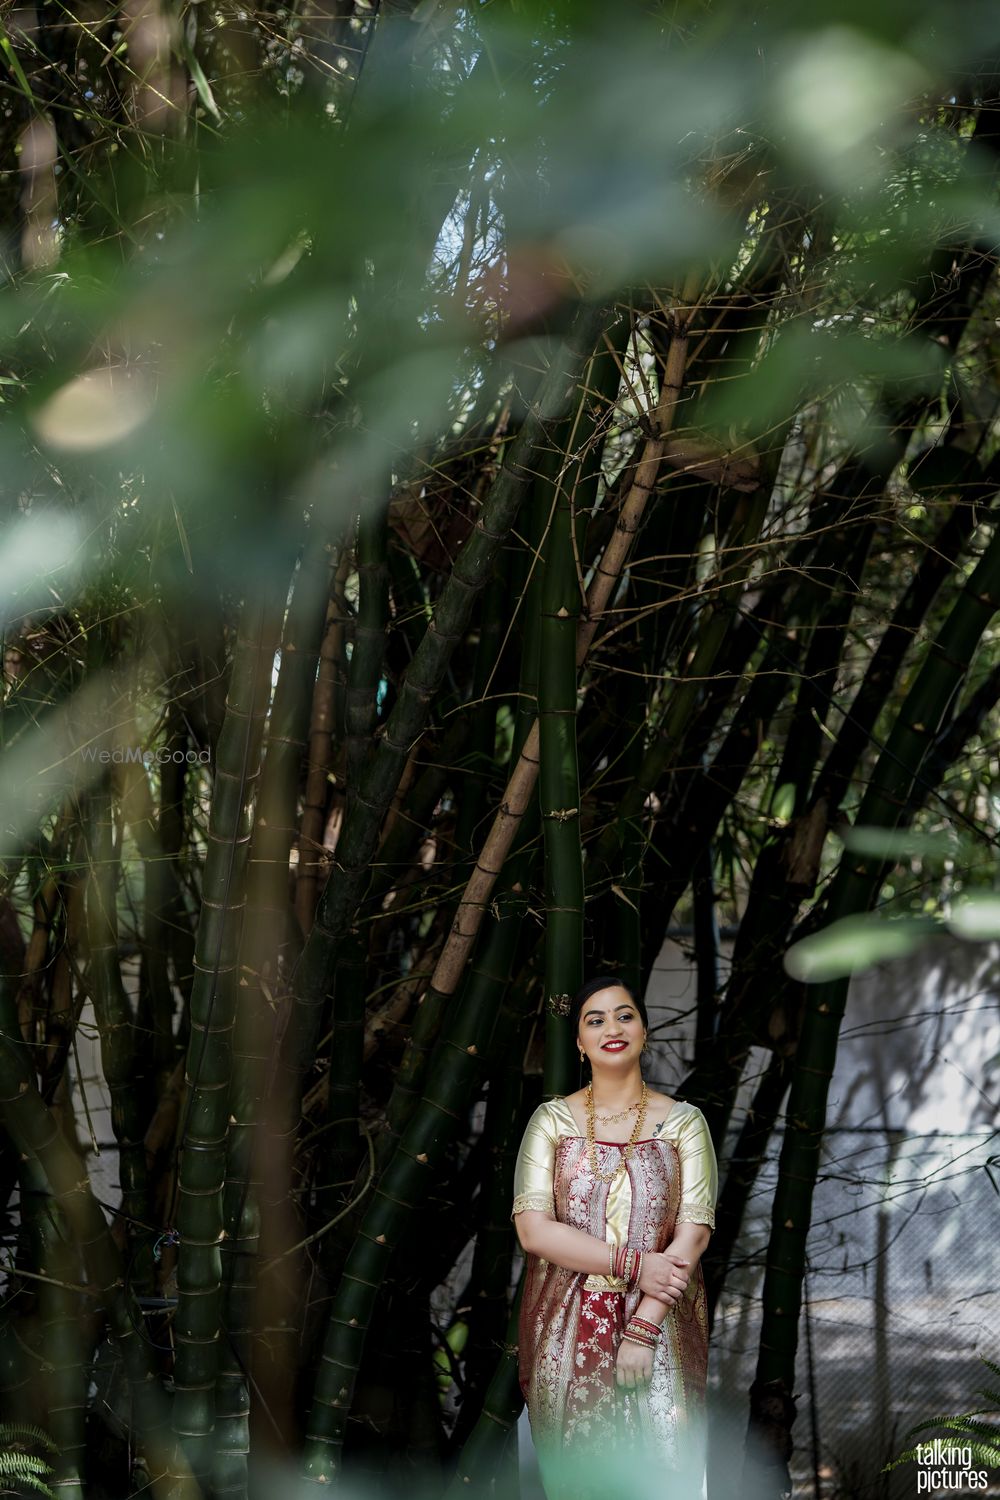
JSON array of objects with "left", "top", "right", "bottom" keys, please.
[
  {"left": 634, "top": 1223, "right": 712, "bottom": 1327},
  {"left": 515, "top": 1214, "right": 616, "bottom": 1276}
]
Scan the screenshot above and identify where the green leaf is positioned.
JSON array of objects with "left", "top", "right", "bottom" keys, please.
[
  {"left": 771, "top": 781, "right": 796, "bottom": 824},
  {"left": 839, "top": 825, "right": 960, "bottom": 861},
  {"left": 0, "top": 35, "right": 37, "bottom": 103},
  {"left": 784, "top": 913, "right": 940, "bottom": 983},
  {"left": 176, "top": 33, "right": 222, "bottom": 122},
  {"left": 947, "top": 894, "right": 1000, "bottom": 942}
]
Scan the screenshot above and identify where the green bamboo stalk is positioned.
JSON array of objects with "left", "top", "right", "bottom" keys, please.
[
  {"left": 85, "top": 779, "right": 153, "bottom": 1285},
  {"left": 169, "top": 593, "right": 282, "bottom": 1490},
  {"left": 703, "top": 1052, "right": 789, "bottom": 1320},
  {"left": 451, "top": 950, "right": 537, "bottom": 1448},
  {"left": 27, "top": 1165, "right": 86, "bottom": 1500},
  {"left": 318, "top": 932, "right": 366, "bottom": 1229},
  {"left": 116, "top": 745, "right": 179, "bottom": 1083},
  {"left": 752, "top": 514, "right": 1000, "bottom": 1461},
  {"left": 446, "top": 1268, "right": 526, "bottom": 1496},
  {"left": 537, "top": 315, "right": 629, "bottom": 1095},
  {"left": 345, "top": 507, "right": 390, "bottom": 797},
  {"left": 162, "top": 691, "right": 197, "bottom": 1018},
  {"left": 277, "top": 304, "right": 608, "bottom": 1109},
  {"left": 296, "top": 549, "right": 346, "bottom": 935},
  {"left": 346, "top": 510, "right": 389, "bottom": 780},
  {"left": 7, "top": 939, "right": 86, "bottom": 1500},
  {"left": 300, "top": 841, "right": 537, "bottom": 1482},
  {"left": 214, "top": 536, "right": 334, "bottom": 1499},
  {"left": 0, "top": 1021, "right": 182, "bottom": 1492},
  {"left": 539, "top": 433, "right": 585, "bottom": 1097}
]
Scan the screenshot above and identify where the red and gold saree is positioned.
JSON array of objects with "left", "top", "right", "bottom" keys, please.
[{"left": 511, "top": 1098, "right": 716, "bottom": 1491}]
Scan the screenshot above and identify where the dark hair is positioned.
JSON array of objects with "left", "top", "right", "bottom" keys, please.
[{"left": 569, "top": 974, "right": 648, "bottom": 1034}]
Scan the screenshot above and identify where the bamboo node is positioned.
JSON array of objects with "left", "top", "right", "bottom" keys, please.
[
  {"left": 556, "top": 606, "right": 571, "bottom": 619},
  {"left": 349, "top": 1317, "right": 359, "bottom": 1326},
  {"left": 466, "top": 1044, "right": 477, "bottom": 1055},
  {"left": 375, "top": 1233, "right": 387, "bottom": 1244},
  {"left": 416, "top": 1152, "right": 428, "bottom": 1163},
  {"left": 784, "top": 1219, "right": 794, "bottom": 1229},
  {"left": 547, "top": 994, "right": 572, "bottom": 1017},
  {"left": 18, "top": 1080, "right": 28, "bottom": 1094},
  {"left": 544, "top": 807, "right": 578, "bottom": 822}
]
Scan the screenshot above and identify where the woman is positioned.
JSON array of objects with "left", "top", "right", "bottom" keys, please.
[{"left": 511, "top": 976, "right": 717, "bottom": 1495}]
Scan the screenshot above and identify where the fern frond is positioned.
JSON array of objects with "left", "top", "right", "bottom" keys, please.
[
  {"left": 6, "top": 1472, "right": 56, "bottom": 1500},
  {"left": 0, "top": 1452, "right": 55, "bottom": 1477},
  {"left": 0, "top": 1424, "right": 57, "bottom": 1455},
  {"left": 926, "top": 1416, "right": 1000, "bottom": 1453}
]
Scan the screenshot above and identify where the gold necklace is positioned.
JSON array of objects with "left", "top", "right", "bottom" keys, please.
[
  {"left": 585, "top": 1080, "right": 648, "bottom": 1184},
  {"left": 593, "top": 1098, "right": 642, "bottom": 1124}
]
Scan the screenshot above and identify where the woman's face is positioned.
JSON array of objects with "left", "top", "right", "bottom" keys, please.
[{"left": 577, "top": 986, "right": 646, "bottom": 1069}]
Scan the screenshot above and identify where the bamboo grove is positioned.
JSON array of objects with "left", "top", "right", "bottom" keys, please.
[{"left": 2, "top": 2, "right": 1000, "bottom": 1497}]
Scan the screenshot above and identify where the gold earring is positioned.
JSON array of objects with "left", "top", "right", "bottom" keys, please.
[{"left": 641, "top": 1037, "right": 649, "bottom": 1053}]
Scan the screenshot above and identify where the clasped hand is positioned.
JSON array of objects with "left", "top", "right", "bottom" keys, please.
[{"left": 637, "top": 1250, "right": 690, "bottom": 1304}]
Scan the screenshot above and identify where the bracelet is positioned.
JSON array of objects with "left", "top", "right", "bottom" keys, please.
[
  {"left": 609, "top": 1242, "right": 616, "bottom": 1278},
  {"left": 627, "top": 1316, "right": 661, "bottom": 1340},
  {"left": 621, "top": 1332, "right": 656, "bottom": 1351},
  {"left": 613, "top": 1246, "right": 643, "bottom": 1286}
]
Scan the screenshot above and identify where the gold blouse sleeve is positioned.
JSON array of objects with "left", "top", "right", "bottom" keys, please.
[
  {"left": 510, "top": 1103, "right": 559, "bottom": 1219},
  {"left": 675, "top": 1104, "right": 718, "bottom": 1230}
]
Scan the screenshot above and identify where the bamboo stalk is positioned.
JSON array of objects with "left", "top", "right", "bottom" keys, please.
[
  {"left": 85, "top": 780, "right": 153, "bottom": 1284},
  {"left": 318, "top": 932, "right": 366, "bottom": 1227},
  {"left": 169, "top": 593, "right": 282, "bottom": 1490},
  {"left": 214, "top": 536, "right": 334, "bottom": 1499},
  {"left": 538, "top": 439, "right": 585, "bottom": 1096},
  {"left": 446, "top": 1269, "right": 526, "bottom": 1495},
  {"left": 0, "top": 1018, "right": 182, "bottom": 1491},
  {"left": 296, "top": 550, "right": 346, "bottom": 935},
  {"left": 116, "top": 749, "right": 177, "bottom": 1082},
  {"left": 26, "top": 1159, "right": 86, "bottom": 1500},
  {"left": 345, "top": 507, "right": 390, "bottom": 798},
  {"left": 451, "top": 951, "right": 537, "bottom": 1449}
]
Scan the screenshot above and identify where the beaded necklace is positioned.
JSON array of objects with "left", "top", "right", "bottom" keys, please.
[{"left": 585, "top": 1080, "right": 648, "bottom": 1184}]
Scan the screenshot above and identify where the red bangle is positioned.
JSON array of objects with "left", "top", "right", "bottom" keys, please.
[
  {"left": 614, "top": 1246, "right": 642, "bottom": 1285},
  {"left": 629, "top": 1316, "right": 661, "bottom": 1338}
]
